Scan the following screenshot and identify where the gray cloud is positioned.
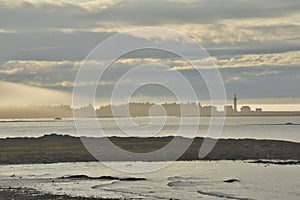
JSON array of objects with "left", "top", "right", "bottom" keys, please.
[
  {"left": 0, "top": 0, "right": 299, "bottom": 30},
  {"left": 1, "top": 53, "right": 300, "bottom": 102},
  {"left": 0, "top": 31, "right": 117, "bottom": 61},
  {"left": 0, "top": 0, "right": 299, "bottom": 62}
]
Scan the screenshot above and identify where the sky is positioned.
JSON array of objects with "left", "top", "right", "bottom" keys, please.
[{"left": 0, "top": 0, "right": 300, "bottom": 110}]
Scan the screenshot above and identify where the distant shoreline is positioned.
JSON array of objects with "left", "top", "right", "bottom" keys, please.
[
  {"left": 0, "top": 134, "right": 299, "bottom": 165},
  {"left": 1, "top": 115, "right": 300, "bottom": 121},
  {"left": 1, "top": 102, "right": 300, "bottom": 119},
  {"left": 1, "top": 114, "right": 300, "bottom": 120}
]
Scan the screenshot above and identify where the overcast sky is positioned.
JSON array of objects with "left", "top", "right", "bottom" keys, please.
[{"left": 0, "top": 0, "right": 299, "bottom": 110}]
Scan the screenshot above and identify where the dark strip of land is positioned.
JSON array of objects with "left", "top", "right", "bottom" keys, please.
[
  {"left": 0, "top": 134, "right": 299, "bottom": 164},
  {"left": 0, "top": 188, "right": 115, "bottom": 200}
]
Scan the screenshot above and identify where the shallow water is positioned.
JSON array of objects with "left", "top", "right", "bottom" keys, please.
[
  {"left": 0, "top": 161, "right": 299, "bottom": 199},
  {"left": 0, "top": 116, "right": 300, "bottom": 142}
]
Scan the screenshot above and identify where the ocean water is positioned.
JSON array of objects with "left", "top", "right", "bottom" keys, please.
[
  {"left": 0, "top": 161, "right": 299, "bottom": 199},
  {"left": 0, "top": 116, "right": 299, "bottom": 142}
]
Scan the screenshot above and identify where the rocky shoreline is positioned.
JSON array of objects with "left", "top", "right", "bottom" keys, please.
[
  {"left": 0, "top": 134, "right": 299, "bottom": 164},
  {"left": 0, "top": 188, "right": 117, "bottom": 200}
]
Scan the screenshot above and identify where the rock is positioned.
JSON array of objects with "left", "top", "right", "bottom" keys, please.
[
  {"left": 250, "top": 160, "right": 300, "bottom": 165},
  {"left": 59, "top": 175, "right": 146, "bottom": 181},
  {"left": 223, "top": 179, "right": 240, "bottom": 183}
]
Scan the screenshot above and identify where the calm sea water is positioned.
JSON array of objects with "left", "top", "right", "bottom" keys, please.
[{"left": 0, "top": 116, "right": 299, "bottom": 142}]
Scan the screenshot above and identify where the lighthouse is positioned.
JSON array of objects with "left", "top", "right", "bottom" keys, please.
[{"left": 234, "top": 94, "right": 237, "bottom": 112}]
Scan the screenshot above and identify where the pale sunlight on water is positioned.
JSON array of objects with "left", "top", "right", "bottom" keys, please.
[{"left": 0, "top": 116, "right": 300, "bottom": 142}]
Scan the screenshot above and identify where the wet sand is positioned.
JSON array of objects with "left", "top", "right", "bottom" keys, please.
[{"left": 0, "top": 134, "right": 299, "bottom": 164}]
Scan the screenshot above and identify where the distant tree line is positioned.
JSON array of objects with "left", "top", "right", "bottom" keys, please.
[{"left": 0, "top": 102, "right": 218, "bottom": 119}]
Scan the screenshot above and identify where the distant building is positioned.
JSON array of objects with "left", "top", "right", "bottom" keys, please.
[
  {"left": 256, "top": 108, "right": 262, "bottom": 112},
  {"left": 224, "top": 105, "right": 235, "bottom": 115},
  {"left": 201, "top": 105, "right": 218, "bottom": 116},
  {"left": 225, "top": 105, "right": 233, "bottom": 111},
  {"left": 241, "top": 106, "right": 251, "bottom": 113}
]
